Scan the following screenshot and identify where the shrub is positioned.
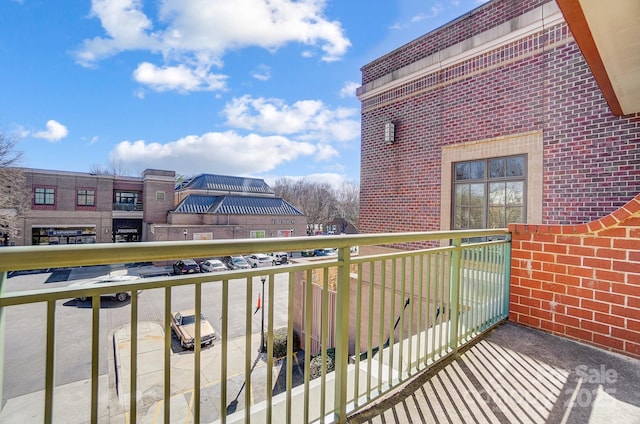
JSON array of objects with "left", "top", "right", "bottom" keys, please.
[
  {"left": 309, "top": 347, "right": 336, "bottom": 379},
  {"left": 272, "top": 327, "right": 300, "bottom": 358}
]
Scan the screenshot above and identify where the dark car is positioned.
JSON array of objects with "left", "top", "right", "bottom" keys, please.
[{"left": 173, "top": 259, "right": 200, "bottom": 274}]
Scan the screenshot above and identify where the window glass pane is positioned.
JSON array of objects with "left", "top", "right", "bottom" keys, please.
[
  {"left": 489, "top": 182, "right": 506, "bottom": 206},
  {"left": 455, "top": 184, "right": 469, "bottom": 205},
  {"left": 452, "top": 155, "right": 525, "bottom": 231},
  {"left": 489, "top": 206, "right": 505, "bottom": 228},
  {"left": 489, "top": 158, "right": 505, "bottom": 178},
  {"left": 455, "top": 163, "right": 469, "bottom": 180},
  {"left": 470, "top": 161, "right": 485, "bottom": 179},
  {"left": 469, "top": 207, "right": 484, "bottom": 228},
  {"left": 454, "top": 208, "right": 468, "bottom": 229},
  {"left": 469, "top": 183, "right": 484, "bottom": 205},
  {"left": 506, "top": 206, "right": 523, "bottom": 224},
  {"left": 506, "top": 156, "right": 525, "bottom": 177},
  {"left": 35, "top": 188, "right": 54, "bottom": 204},
  {"left": 506, "top": 181, "right": 524, "bottom": 205},
  {"left": 78, "top": 190, "right": 95, "bottom": 206}
]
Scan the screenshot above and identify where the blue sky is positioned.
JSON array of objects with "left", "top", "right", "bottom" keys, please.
[{"left": 0, "top": 0, "right": 487, "bottom": 186}]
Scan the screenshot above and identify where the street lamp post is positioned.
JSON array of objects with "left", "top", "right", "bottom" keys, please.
[
  {"left": 290, "top": 228, "right": 294, "bottom": 258},
  {"left": 259, "top": 276, "right": 267, "bottom": 353},
  {"left": 183, "top": 229, "right": 188, "bottom": 240}
]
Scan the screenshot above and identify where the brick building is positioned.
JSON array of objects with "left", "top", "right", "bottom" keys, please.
[
  {"left": 10, "top": 169, "right": 306, "bottom": 246},
  {"left": 148, "top": 173, "right": 307, "bottom": 242},
  {"left": 352, "top": 0, "right": 640, "bottom": 358},
  {"left": 358, "top": 0, "right": 639, "bottom": 237},
  {"left": 13, "top": 168, "right": 175, "bottom": 246}
]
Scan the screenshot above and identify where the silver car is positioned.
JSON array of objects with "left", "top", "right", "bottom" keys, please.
[
  {"left": 200, "top": 259, "right": 228, "bottom": 272},
  {"left": 70, "top": 274, "right": 141, "bottom": 302},
  {"left": 245, "top": 253, "right": 272, "bottom": 268}
]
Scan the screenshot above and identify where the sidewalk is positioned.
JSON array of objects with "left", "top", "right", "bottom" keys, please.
[
  {"left": 110, "top": 323, "right": 270, "bottom": 423},
  {"left": 0, "top": 322, "right": 268, "bottom": 423}
]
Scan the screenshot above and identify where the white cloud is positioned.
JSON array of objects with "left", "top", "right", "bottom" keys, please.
[
  {"left": 157, "top": 0, "right": 350, "bottom": 61},
  {"left": 110, "top": 130, "right": 317, "bottom": 175},
  {"left": 222, "top": 95, "right": 360, "bottom": 143},
  {"left": 339, "top": 81, "right": 360, "bottom": 98},
  {"left": 315, "top": 144, "right": 339, "bottom": 161},
  {"left": 74, "top": 0, "right": 351, "bottom": 86},
  {"left": 74, "top": 0, "right": 159, "bottom": 66},
  {"left": 133, "top": 62, "right": 227, "bottom": 92},
  {"left": 33, "top": 120, "right": 68, "bottom": 142},
  {"left": 251, "top": 64, "right": 271, "bottom": 81}
]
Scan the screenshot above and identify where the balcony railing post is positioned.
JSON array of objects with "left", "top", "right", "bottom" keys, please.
[
  {"left": 449, "top": 238, "right": 461, "bottom": 352},
  {"left": 0, "top": 271, "right": 6, "bottom": 409},
  {"left": 334, "top": 246, "right": 351, "bottom": 423},
  {"left": 503, "top": 233, "right": 512, "bottom": 317}
]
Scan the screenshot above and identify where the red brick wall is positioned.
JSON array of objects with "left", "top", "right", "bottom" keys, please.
[
  {"left": 362, "top": 0, "right": 545, "bottom": 84},
  {"left": 360, "top": 0, "right": 640, "bottom": 235},
  {"left": 509, "top": 194, "right": 640, "bottom": 359}
]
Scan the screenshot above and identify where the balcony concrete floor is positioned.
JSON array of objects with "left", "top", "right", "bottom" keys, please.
[{"left": 348, "top": 322, "right": 640, "bottom": 424}]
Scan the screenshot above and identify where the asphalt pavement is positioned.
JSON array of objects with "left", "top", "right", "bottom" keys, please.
[{"left": 0, "top": 263, "right": 302, "bottom": 423}]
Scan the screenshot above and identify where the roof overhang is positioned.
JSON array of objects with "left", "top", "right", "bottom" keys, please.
[{"left": 556, "top": 0, "right": 640, "bottom": 115}]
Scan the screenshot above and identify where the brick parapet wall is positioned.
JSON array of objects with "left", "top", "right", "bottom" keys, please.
[
  {"left": 509, "top": 193, "right": 640, "bottom": 358},
  {"left": 362, "top": 0, "right": 545, "bottom": 84}
]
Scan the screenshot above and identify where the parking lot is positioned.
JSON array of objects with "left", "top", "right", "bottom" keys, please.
[{"left": 1, "top": 264, "right": 292, "bottom": 412}]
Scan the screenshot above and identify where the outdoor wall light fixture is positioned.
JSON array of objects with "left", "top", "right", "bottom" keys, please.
[{"left": 384, "top": 121, "right": 395, "bottom": 144}]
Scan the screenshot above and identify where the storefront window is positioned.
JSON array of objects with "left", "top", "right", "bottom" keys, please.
[{"left": 32, "top": 226, "right": 96, "bottom": 245}]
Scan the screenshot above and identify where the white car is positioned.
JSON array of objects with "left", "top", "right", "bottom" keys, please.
[
  {"left": 245, "top": 253, "right": 272, "bottom": 268},
  {"left": 200, "top": 259, "right": 228, "bottom": 272},
  {"left": 70, "top": 274, "right": 141, "bottom": 302},
  {"left": 267, "top": 252, "right": 289, "bottom": 265}
]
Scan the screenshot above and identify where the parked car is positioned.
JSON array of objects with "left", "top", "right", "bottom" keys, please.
[
  {"left": 170, "top": 309, "right": 216, "bottom": 349},
  {"left": 221, "top": 255, "right": 251, "bottom": 270},
  {"left": 173, "top": 259, "right": 200, "bottom": 274},
  {"left": 70, "top": 274, "right": 141, "bottom": 302},
  {"left": 200, "top": 259, "right": 228, "bottom": 272},
  {"left": 313, "top": 248, "right": 336, "bottom": 256},
  {"left": 267, "top": 252, "right": 289, "bottom": 265},
  {"left": 245, "top": 253, "right": 272, "bottom": 268},
  {"left": 301, "top": 249, "right": 314, "bottom": 257}
]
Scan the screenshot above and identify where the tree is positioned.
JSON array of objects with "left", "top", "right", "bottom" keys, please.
[
  {"left": 89, "top": 158, "right": 129, "bottom": 176},
  {"left": 0, "top": 132, "right": 28, "bottom": 245},
  {"left": 273, "top": 178, "right": 361, "bottom": 234},
  {"left": 333, "top": 180, "right": 360, "bottom": 233},
  {"left": 273, "top": 178, "right": 336, "bottom": 235}
]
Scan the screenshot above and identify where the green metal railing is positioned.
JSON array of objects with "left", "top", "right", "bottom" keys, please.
[{"left": 0, "top": 229, "right": 510, "bottom": 423}]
